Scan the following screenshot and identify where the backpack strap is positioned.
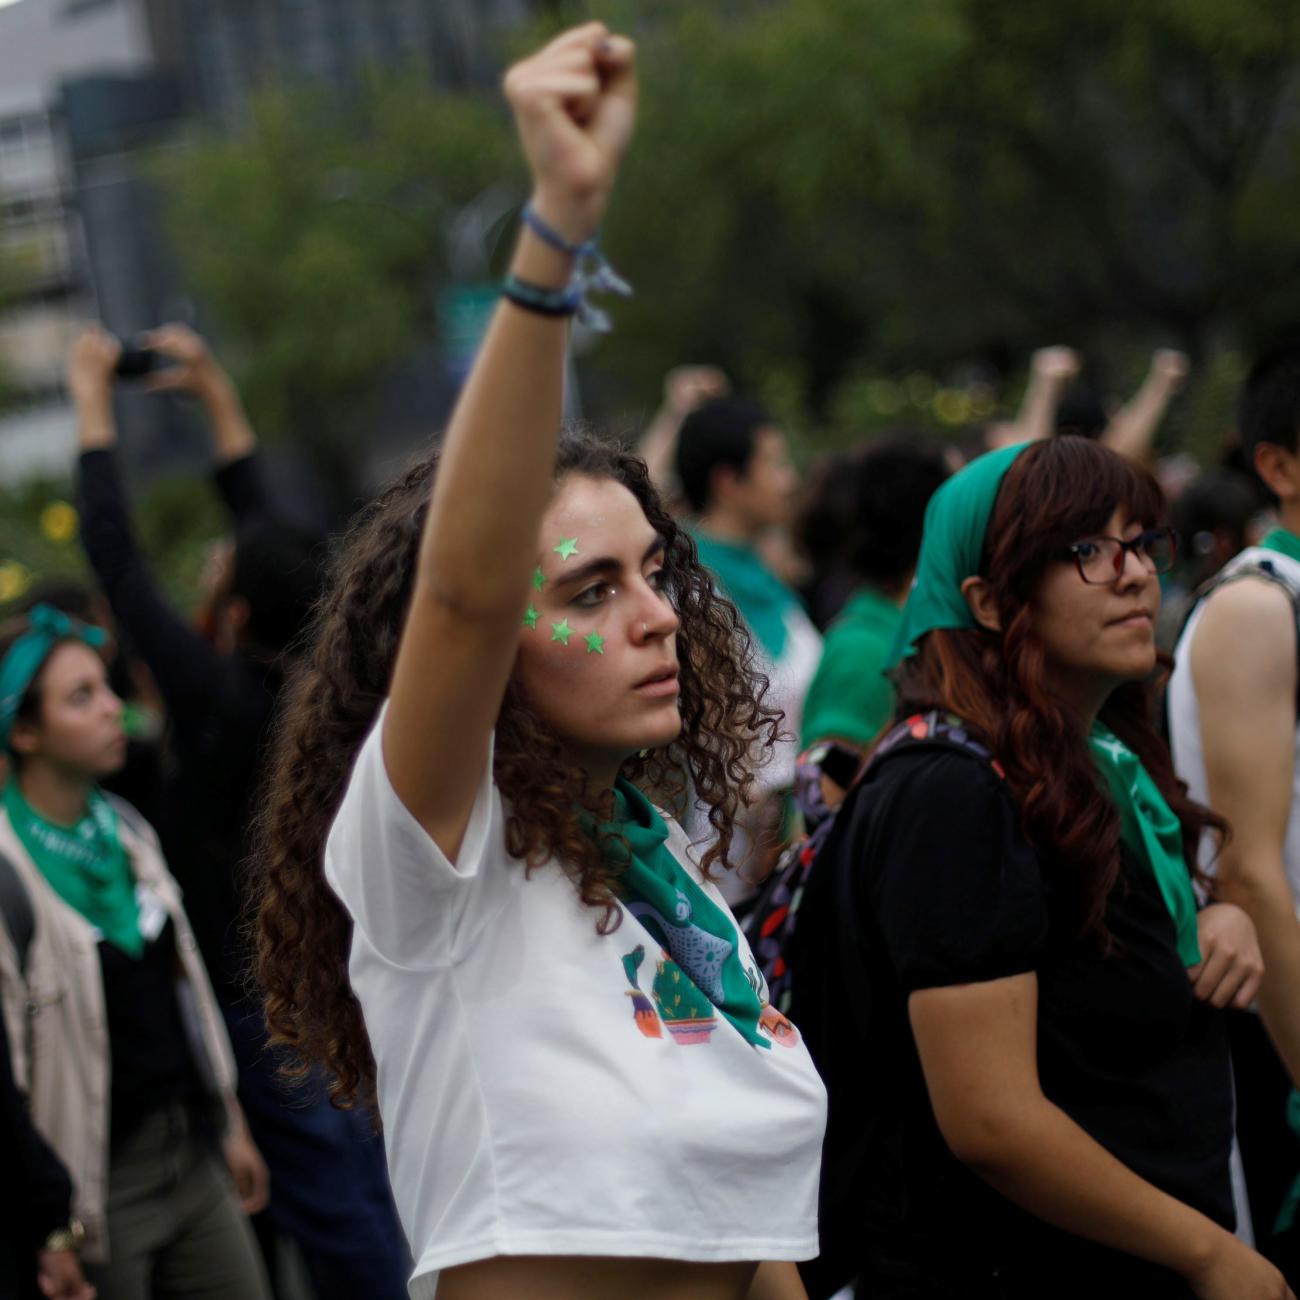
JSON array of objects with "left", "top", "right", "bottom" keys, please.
[
  {"left": 0, "top": 850, "right": 35, "bottom": 980},
  {"left": 1180, "top": 559, "right": 1300, "bottom": 718}
]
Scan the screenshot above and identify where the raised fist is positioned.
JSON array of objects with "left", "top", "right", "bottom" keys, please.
[
  {"left": 1030, "top": 346, "right": 1081, "bottom": 384},
  {"left": 503, "top": 23, "right": 637, "bottom": 244},
  {"left": 1151, "top": 348, "right": 1190, "bottom": 388}
]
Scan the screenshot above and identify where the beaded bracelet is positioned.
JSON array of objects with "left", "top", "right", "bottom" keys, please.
[{"left": 518, "top": 203, "right": 632, "bottom": 333}]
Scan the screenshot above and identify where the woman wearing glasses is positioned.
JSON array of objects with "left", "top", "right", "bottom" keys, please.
[{"left": 791, "top": 436, "right": 1289, "bottom": 1299}]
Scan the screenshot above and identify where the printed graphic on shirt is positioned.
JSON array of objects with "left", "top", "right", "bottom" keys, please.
[
  {"left": 627, "top": 891, "right": 733, "bottom": 1002},
  {"left": 621, "top": 944, "right": 663, "bottom": 1039}
]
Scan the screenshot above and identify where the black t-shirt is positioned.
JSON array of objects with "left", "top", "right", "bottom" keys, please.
[
  {"left": 789, "top": 745, "right": 1234, "bottom": 1300},
  {"left": 99, "top": 917, "right": 203, "bottom": 1147}
]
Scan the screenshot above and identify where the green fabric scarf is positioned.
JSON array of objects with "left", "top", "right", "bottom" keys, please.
[
  {"left": 692, "top": 530, "right": 798, "bottom": 662},
  {"left": 1088, "top": 724, "right": 1201, "bottom": 967},
  {"left": 886, "top": 442, "right": 1030, "bottom": 667},
  {"left": 1259, "top": 527, "right": 1300, "bottom": 567},
  {"left": 4, "top": 779, "right": 140, "bottom": 957},
  {"left": 599, "top": 779, "right": 769, "bottom": 1049}
]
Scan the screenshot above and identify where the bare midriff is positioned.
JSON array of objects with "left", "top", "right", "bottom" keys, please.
[{"left": 435, "top": 1255, "right": 759, "bottom": 1300}]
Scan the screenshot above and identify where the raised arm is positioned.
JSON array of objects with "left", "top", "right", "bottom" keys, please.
[
  {"left": 1102, "top": 349, "right": 1190, "bottom": 465},
  {"left": 1011, "top": 346, "right": 1080, "bottom": 444},
  {"left": 140, "top": 323, "right": 268, "bottom": 521},
  {"left": 910, "top": 974, "right": 1291, "bottom": 1299},
  {"left": 382, "top": 23, "right": 637, "bottom": 858},
  {"left": 68, "top": 326, "right": 232, "bottom": 714}
]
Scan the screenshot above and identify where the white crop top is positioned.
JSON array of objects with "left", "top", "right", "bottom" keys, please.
[{"left": 324, "top": 706, "right": 827, "bottom": 1298}]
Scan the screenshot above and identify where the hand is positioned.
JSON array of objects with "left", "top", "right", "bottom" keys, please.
[
  {"left": 504, "top": 22, "right": 637, "bottom": 243},
  {"left": 1030, "top": 346, "right": 1080, "bottom": 384},
  {"left": 138, "top": 324, "right": 232, "bottom": 404},
  {"left": 36, "top": 1249, "right": 96, "bottom": 1300},
  {"left": 1152, "top": 348, "right": 1191, "bottom": 389},
  {"left": 1186, "top": 1230, "right": 1293, "bottom": 1299},
  {"left": 663, "top": 365, "right": 730, "bottom": 416},
  {"left": 1188, "top": 903, "right": 1264, "bottom": 1009},
  {"left": 66, "top": 326, "right": 121, "bottom": 408},
  {"left": 222, "top": 1110, "right": 270, "bottom": 1215}
]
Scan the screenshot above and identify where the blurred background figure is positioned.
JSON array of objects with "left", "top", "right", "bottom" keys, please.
[
  {"left": 1157, "top": 467, "right": 1270, "bottom": 647},
  {"left": 636, "top": 363, "right": 731, "bottom": 511},
  {"left": 799, "top": 437, "right": 951, "bottom": 798},
  {"left": 64, "top": 325, "right": 410, "bottom": 1300},
  {"left": 675, "top": 395, "right": 822, "bottom": 902}
]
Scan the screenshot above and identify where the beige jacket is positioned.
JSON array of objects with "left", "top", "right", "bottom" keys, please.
[{"left": 0, "top": 800, "right": 237, "bottom": 1263}]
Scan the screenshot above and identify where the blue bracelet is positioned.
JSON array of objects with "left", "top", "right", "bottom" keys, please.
[
  {"left": 502, "top": 274, "right": 579, "bottom": 317},
  {"left": 520, "top": 203, "right": 632, "bottom": 333}
]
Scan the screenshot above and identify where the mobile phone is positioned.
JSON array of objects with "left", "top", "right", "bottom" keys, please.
[{"left": 113, "top": 341, "right": 163, "bottom": 380}]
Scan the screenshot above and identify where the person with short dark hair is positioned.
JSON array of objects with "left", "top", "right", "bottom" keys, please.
[
  {"left": 675, "top": 396, "right": 822, "bottom": 891},
  {"left": 800, "top": 436, "right": 950, "bottom": 773},
  {"left": 1169, "top": 343, "right": 1300, "bottom": 1279},
  {"left": 66, "top": 324, "right": 411, "bottom": 1300}
]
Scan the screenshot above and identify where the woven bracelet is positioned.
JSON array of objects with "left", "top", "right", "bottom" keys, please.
[{"left": 519, "top": 203, "right": 632, "bottom": 333}]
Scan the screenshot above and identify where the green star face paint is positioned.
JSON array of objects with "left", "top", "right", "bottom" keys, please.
[
  {"left": 553, "top": 537, "right": 580, "bottom": 561},
  {"left": 532, "top": 567, "right": 546, "bottom": 592},
  {"left": 585, "top": 631, "right": 606, "bottom": 655},
  {"left": 550, "top": 618, "right": 574, "bottom": 646},
  {"left": 522, "top": 605, "right": 539, "bottom": 630}
]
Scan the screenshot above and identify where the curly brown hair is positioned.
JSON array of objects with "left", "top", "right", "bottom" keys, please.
[
  {"left": 248, "top": 429, "right": 780, "bottom": 1108},
  {"left": 893, "top": 437, "right": 1227, "bottom": 949}
]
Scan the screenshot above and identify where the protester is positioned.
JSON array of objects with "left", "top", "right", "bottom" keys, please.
[
  {"left": 983, "top": 346, "right": 1082, "bottom": 450},
  {"left": 636, "top": 363, "right": 731, "bottom": 508},
  {"left": 65, "top": 325, "right": 411, "bottom": 1299},
  {"left": 799, "top": 436, "right": 950, "bottom": 787},
  {"left": 1168, "top": 345, "right": 1300, "bottom": 1281},
  {"left": 0, "top": 604, "right": 271, "bottom": 1299},
  {"left": 250, "top": 24, "right": 827, "bottom": 1300},
  {"left": 675, "top": 394, "right": 823, "bottom": 893},
  {"left": 788, "top": 437, "right": 1285, "bottom": 1299},
  {"left": 1156, "top": 467, "right": 1263, "bottom": 648},
  {"left": 0, "top": 980, "right": 84, "bottom": 1300}
]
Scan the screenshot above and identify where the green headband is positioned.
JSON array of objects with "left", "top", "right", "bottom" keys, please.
[
  {"left": 0, "top": 604, "right": 107, "bottom": 751},
  {"left": 886, "top": 442, "right": 1031, "bottom": 668}
]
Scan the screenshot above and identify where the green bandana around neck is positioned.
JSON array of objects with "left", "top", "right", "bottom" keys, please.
[
  {"left": 692, "top": 531, "right": 797, "bottom": 662},
  {"left": 1088, "top": 723, "right": 1200, "bottom": 967},
  {"left": 597, "top": 779, "right": 770, "bottom": 1049},
  {"left": 4, "top": 780, "right": 141, "bottom": 957},
  {"left": 1259, "top": 527, "right": 1300, "bottom": 567},
  {"left": 886, "top": 442, "right": 1031, "bottom": 668}
]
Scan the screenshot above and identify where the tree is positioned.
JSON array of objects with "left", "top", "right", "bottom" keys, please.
[{"left": 157, "top": 73, "right": 518, "bottom": 494}]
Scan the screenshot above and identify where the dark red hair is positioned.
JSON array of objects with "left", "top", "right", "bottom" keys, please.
[{"left": 893, "top": 437, "right": 1226, "bottom": 947}]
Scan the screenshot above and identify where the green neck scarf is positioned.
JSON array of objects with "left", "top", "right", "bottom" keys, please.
[
  {"left": 692, "top": 530, "right": 797, "bottom": 661},
  {"left": 598, "top": 779, "right": 769, "bottom": 1049},
  {"left": 886, "top": 442, "right": 1030, "bottom": 667},
  {"left": 1088, "top": 724, "right": 1200, "bottom": 967},
  {"left": 4, "top": 780, "right": 141, "bottom": 957},
  {"left": 1259, "top": 527, "right": 1300, "bottom": 567}
]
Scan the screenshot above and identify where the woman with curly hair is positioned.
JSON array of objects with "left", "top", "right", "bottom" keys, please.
[
  {"left": 789, "top": 437, "right": 1289, "bottom": 1300},
  {"left": 249, "top": 22, "right": 826, "bottom": 1300}
]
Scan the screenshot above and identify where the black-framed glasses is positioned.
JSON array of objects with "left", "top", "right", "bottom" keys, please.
[{"left": 1064, "top": 528, "right": 1177, "bottom": 585}]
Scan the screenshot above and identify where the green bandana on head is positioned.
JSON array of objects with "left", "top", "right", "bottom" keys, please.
[
  {"left": 882, "top": 440, "right": 1202, "bottom": 967},
  {"left": 886, "top": 442, "right": 1031, "bottom": 668},
  {"left": 596, "top": 780, "right": 769, "bottom": 1049}
]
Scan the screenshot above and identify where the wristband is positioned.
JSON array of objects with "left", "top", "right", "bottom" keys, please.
[
  {"left": 502, "top": 274, "right": 579, "bottom": 318},
  {"left": 519, "top": 203, "right": 632, "bottom": 333}
]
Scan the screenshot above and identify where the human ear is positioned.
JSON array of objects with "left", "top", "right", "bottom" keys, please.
[
  {"left": 1254, "top": 442, "right": 1300, "bottom": 502},
  {"left": 8, "top": 718, "right": 40, "bottom": 758},
  {"left": 960, "top": 576, "right": 1002, "bottom": 633}
]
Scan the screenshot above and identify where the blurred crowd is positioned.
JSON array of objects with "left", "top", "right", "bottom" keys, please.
[{"left": 0, "top": 23, "right": 1298, "bottom": 1295}]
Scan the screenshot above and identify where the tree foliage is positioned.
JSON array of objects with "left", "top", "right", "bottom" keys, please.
[{"left": 161, "top": 0, "right": 1300, "bottom": 467}]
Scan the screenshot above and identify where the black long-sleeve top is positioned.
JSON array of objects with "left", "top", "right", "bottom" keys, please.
[
  {"left": 0, "top": 1012, "right": 73, "bottom": 1256},
  {"left": 77, "top": 449, "right": 284, "bottom": 998}
]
